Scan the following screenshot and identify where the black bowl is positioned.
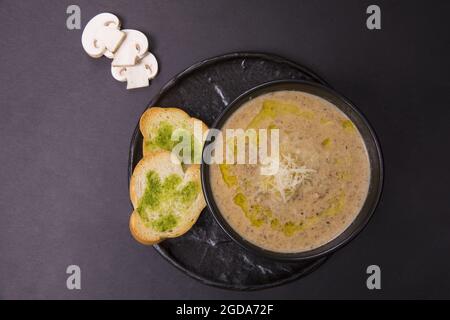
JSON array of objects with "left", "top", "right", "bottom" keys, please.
[{"left": 201, "top": 79, "right": 384, "bottom": 261}]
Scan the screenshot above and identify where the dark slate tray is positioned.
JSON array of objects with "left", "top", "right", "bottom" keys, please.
[{"left": 128, "top": 52, "right": 331, "bottom": 290}]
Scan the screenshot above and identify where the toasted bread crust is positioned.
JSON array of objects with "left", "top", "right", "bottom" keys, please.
[
  {"left": 129, "top": 150, "right": 175, "bottom": 209},
  {"left": 139, "top": 107, "right": 191, "bottom": 136},
  {"left": 129, "top": 211, "right": 162, "bottom": 245}
]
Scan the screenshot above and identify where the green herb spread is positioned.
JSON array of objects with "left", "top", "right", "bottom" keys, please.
[{"left": 137, "top": 170, "right": 200, "bottom": 232}]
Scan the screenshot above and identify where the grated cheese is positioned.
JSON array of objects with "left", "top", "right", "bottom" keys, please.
[{"left": 265, "top": 154, "right": 316, "bottom": 203}]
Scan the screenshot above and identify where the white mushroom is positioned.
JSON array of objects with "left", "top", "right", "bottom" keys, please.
[
  {"left": 111, "top": 52, "right": 159, "bottom": 89},
  {"left": 104, "top": 50, "right": 115, "bottom": 59},
  {"left": 81, "top": 13, "right": 126, "bottom": 58},
  {"left": 112, "top": 29, "right": 149, "bottom": 67}
]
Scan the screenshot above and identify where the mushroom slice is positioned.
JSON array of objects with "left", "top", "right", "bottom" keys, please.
[
  {"left": 111, "top": 52, "right": 159, "bottom": 89},
  {"left": 81, "top": 13, "right": 125, "bottom": 58},
  {"left": 112, "top": 29, "right": 149, "bottom": 67},
  {"left": 104, "top": 50, "right": 115, "bottom": 59}
]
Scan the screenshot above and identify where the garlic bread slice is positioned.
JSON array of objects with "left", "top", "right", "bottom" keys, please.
[{"left": 129, "top": 151, "right": 206, "bottom": 245}]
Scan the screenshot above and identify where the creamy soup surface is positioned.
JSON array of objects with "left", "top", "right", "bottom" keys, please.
[{"left": 210, "top": 90, "right": 370, "bottom": 253}]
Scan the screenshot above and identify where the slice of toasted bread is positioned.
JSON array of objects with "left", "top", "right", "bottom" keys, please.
[
  {"left": 139, "top": 107, "right": 208, "bottom": 161},
  {"left": 129, "top": 151, "right": 206, "bottom": 245}
]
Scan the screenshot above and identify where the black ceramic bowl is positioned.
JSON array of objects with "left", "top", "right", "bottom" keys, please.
[{"left": 201, "top": 80, "right": 383, "bottom": 261}]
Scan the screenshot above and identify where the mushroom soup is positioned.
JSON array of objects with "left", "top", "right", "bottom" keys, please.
[{"left": 209, "top": 90, "right": 370, "bottom": 253}]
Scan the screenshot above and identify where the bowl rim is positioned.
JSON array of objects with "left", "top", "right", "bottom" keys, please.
[{"left": 200, "top": 79, "right": 384, "bottom": 261}]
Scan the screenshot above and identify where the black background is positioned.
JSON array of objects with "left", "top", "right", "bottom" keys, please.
[{"left": 0, "top": 0, "right": 449, "bottom": 299}]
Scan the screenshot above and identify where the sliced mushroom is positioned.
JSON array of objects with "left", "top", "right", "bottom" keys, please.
[
  {"left": 111, "top": 52, "right": 159, "bottom": 89},
  {"left": 112, "top": 29, "right": 149, "bottom": 67},
  {"left": 81, "top": 13, "right": 125, "bottom": 58},
  {"left": 104, "top": 50, "right": 115, "bottom": 59}
]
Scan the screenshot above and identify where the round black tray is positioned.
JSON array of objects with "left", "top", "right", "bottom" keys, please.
[{"left": 128, "top": 52, "right": 331, "bottom": 290}]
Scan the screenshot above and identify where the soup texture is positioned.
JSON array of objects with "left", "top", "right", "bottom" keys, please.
[{"left": 210, "top": 90, "right": 370, "bottom": 253}]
